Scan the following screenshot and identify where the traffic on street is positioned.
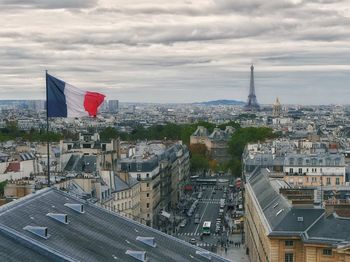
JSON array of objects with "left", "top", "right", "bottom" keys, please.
[{"left": 175, "top": 175, "right": 245, "bottom": 255}]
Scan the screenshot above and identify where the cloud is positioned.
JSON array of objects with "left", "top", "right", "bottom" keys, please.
[
  {"left": 0, "top": 0, "right": 97, "bottom": 9},
  {"left": 0, "top": 0, "right": 349, "bottom": 104}
]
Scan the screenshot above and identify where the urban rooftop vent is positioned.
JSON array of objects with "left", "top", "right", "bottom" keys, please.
[
  {"left": 23, "top": 226, "right": 49, "bottom": 239},
  {"left": 297, "top": 216, "right": 304, "bottom": 222},
  {"left": 273, "top": 203, "right": 279, "bottom": 209},
  {"left": 125, "top": 250, "right": 147, "bottom": 262},
  {"left": 136, "top": 236, "right": 156, "bottom": 247},
  {"left": 64, "top": 203, "right": 84, "bottom": 214},
  {"left": 46, "top": 213, "right": 68, "bottom": 224}
]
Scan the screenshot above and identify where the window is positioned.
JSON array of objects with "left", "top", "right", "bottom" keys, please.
[
  {"left": 311, "top": 158, "right": 317, "bottom": 165},
  {"left": 146, "top": 203, "right": 150, "bottom": 208},
  {"left": 147, "top": 183, "right": 150, "bottom": 188},
  {"left": 289, "top": 168, "right": 294, "bottom": 174},
  {"left": 285, "top": 240, "right": 294, "bottom": 247},
  {"left": 117, "top": 193, "right": 120, "bottom": 200},
  {"left": 129, "top": 201, "right": 131, "bottom": 208},
  {"left": 102, "top": 144, "right": 106, "bottom": 151},
  {"left": 147, "top": 214, "right": 150, "bottom": 218},
  {"left": 336, "top": 178, "right": 340, "bottom": 185},
  {"left": 289, "top": 158, "right": 294, "bottom": 165},
  {"left": 335, "top": 158, "right": 340, "bottom": 166},
  {"left": 121, "top": 203, "right": 124, "bottom": 210},
  {"left": 137, "top": 174, "right": 141, "bottom": 181},
  {"left": 67, "top": 144, "right": 72, "bottom": 150},
  {"left": 298, "top": 158, "right": 303, "bottom": 166},
  {"left": 146, "top": 193, "right": 150, "bottom": 197},
  {"left": 298, "top": 168, "right": 302, "bottom": 174},
  {"left": 285, "top": 253, "right": 293, "bottom": 262},
  {"left": 137, "top": 162, "right": 142, "bottom": 171},
  {"left": 323, "top": 249, "right": 332, "bottom": 256},
  {"left": 326, "top": 177, "right": 331, "bottom": 185},
  {"left": 117, "top": 204, "right": 120, "bottom": 210},
  {"left": 146, "top": 173, "right": 150, "bottom": 178}
]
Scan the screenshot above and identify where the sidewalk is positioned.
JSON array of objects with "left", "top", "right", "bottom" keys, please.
[
  {"left": 217, "top": 244, "right": 249, "bottom": 262},
  {"left": 216, "top": 233, "right": 249, "bottom": 262}
]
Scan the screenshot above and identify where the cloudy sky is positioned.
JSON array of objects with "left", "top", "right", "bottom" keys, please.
[{"left": 1, "top": 0, "right": 350, "bottom": 104}]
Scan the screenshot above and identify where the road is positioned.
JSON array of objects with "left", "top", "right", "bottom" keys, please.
[{"left": 176, "top": 185, "right": 225, "bottom": 250}]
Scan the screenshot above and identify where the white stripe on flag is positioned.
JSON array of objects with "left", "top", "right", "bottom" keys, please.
[{"left": 64, "top": 83, "right": 89, "bottom": 117}]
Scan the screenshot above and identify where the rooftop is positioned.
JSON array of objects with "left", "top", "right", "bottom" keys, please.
[{"left": 0, "top": 188, "right": 230, "bottom": 262}]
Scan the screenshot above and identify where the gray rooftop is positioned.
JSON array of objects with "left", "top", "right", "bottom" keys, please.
[
  {"left": 114, "top": 175, "right": 139, "bottom": 192},
  {"left": 0, "top": 188, "right": 230, "bottom": 262},
  {"left": 248, "top": 169, "right": 323, "bottom": 235}
]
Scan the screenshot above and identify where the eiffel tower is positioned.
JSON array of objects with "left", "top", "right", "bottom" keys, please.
[{"left": 244, "top": 64, "right": 260, "bottom": 111}]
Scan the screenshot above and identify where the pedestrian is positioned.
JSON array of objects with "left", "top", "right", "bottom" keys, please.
[
  {"left": 238, "top": 242, "right": 241, "bottom": 248},
  {"left": 225, "top": 246, "right": 227, "bottom": 253}
]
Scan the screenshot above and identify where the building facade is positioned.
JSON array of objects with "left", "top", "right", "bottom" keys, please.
[
  {"left": 190, "top": 126, "right": 235, "bottom": 163},
  {"left": 245, "top": 168, "right": 350, "bottom": 262},
  {"left": 118, "top": 142, "right": 190, "bottom": 228}
]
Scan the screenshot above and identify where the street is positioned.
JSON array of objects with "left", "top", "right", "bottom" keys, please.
[{"left": 176, "top": 185, "right": 224, "bottom": 251}]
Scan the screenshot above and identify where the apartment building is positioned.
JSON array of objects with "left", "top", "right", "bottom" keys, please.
[
  {"left": 118, "top": 142, "right": 190, "bottom": 227},
  {"left": 283, "top": 153, "right": 346, "bottom": 187},
  {"left": 190, "top": 126, "right": 235, "bottom": 163},
  {"left": 245, "top": 168, "right": 350, "bottom": 262}
]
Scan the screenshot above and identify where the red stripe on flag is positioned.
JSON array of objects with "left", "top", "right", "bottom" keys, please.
[{"left": 83, "top": 92, "right": 105, "bottom": 117}]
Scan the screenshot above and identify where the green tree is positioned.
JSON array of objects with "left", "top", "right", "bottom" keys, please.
[{"left": 228, "top": 127, "right": 277, "bottom": 176}]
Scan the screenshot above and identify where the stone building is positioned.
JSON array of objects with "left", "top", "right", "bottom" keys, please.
[
  {"left": 283, "top": 153, "right": 346, "bottom": 187},
  {"left": 190, "top": 126, "right": 235, "bottom": 163},
  {"left": 118, "top": 142, "right": 190, "bottom": 228},
  {"left": 245, "top": 168, "right": 350, "bottom": 262},
  {"left": 112, "top": 173, "right": 141, "bottom": 222},
  {"left": 273, "top": 97, "right": 282, "bottom": 117}
]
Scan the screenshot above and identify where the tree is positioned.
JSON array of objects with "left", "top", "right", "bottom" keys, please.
[
  {"left": 188, "top": 143, "right": 207, "bottom": 156},
  {"left": 228, "top": 127, "right": 277, "bottom": 176},
  {"left": 190, "top": 154, "right": 209, "bottom": 173}
]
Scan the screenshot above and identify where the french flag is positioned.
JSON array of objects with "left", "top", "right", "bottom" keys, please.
[{"left": 46, "top": 73, "right": 105, "bottom": 117}]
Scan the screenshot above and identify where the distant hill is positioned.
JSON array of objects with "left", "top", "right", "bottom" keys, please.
[{"left": 194, "top": 99, "right": 245, "bottom": 106}]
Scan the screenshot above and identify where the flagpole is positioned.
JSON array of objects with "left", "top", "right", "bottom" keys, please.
[{"left": 46, "top": 70, "right": 50, "bottom": 187}]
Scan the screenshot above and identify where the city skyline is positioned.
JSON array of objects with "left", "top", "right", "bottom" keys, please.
[{"left": 1, "top": 0, "right": 350, "bottom": 104}]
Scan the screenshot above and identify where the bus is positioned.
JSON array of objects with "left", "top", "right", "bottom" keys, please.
[{"left": 202, "top": 221, "right": 211, "bottom": 235}]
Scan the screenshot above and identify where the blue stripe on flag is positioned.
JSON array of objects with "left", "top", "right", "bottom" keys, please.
[{"left": 47, "top": 74, "right": 67, "bottom": 117}]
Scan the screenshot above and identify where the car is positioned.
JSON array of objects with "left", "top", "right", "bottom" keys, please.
[
  {"left": 180, "top": 219, "right": 187, "bottom": 228},
  {"left": 189, "top": 238, "right": 197, "bottom": 245},
  {"left": 194, "top": 217, "right": 200, "bottom": 224},
  {"left": 212, "top": 191, "right": 216, "bottom": 194}
]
